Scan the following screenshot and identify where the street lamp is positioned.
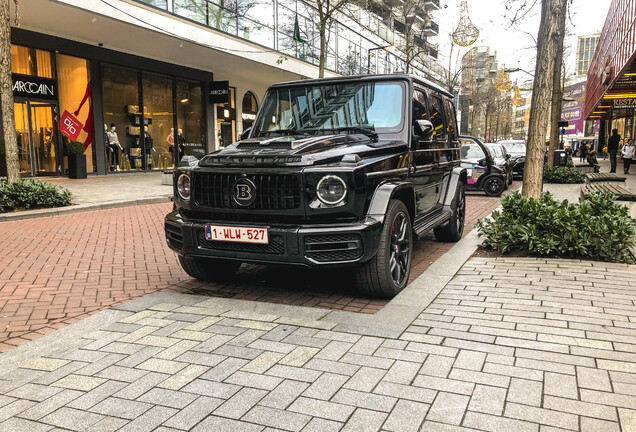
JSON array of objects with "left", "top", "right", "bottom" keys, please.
[{"left": 367, "top": 45, "right": 394, "bottom": 74}]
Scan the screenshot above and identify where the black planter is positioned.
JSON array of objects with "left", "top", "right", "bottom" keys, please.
[{"left": 68, "top": 154, "right": 87, "bottom": 179}]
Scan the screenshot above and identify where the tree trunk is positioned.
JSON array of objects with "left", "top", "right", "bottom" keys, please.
[
  {"left": 547, "top": 5, "right": 567, "bottom": 168},
  {"left": 318, "top": 19, "right": 327, "bottom": 78},
  {"left": 0, "top": 0, "right": 19, "bottom": 183},
  {"left": 523, "top": 0, "right": 568, "bottom": 199}
]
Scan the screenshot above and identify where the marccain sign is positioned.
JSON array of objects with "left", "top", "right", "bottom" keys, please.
[{"left": 12, "top": 74, "right": 57, "bottom": 101}]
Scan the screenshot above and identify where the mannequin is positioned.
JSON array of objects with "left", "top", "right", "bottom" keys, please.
[
  {"left": 144, "top": 125, "right": 154, "bottom": 169},
  {"left": 106, "top": 123, "right": 123, "bottom": 171},
  {"left": 177, "top": 128, "right": 186, "bottom": 157}
]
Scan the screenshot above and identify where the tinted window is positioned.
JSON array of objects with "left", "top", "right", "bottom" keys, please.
[
  {"left": 429, "top": 94, "right": 447, "bottom": 140},
  {"left": 445, "top": 100, "right": 458, "bottom": 141},
  {"left": 487, "top": 144, "right": 503, "bottom": 158},
  {"left": 460, "top": 144, "right": 485, "bottom": 159},
  {"left": 413, "top": 89, "right": 429, "bottom": 123}
]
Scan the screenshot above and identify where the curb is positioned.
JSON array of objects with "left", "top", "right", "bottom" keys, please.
[{"left": 0, "top": 197, "right": 172, "bottom": 222}]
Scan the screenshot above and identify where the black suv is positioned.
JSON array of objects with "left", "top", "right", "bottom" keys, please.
[{"left": 165, "top": 74, "right": 467, "bottom": 298}]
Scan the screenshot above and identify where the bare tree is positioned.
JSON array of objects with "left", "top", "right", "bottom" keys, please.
[
  {"left": 523, "top": 0, "right": 568, "bottom": 199},
  {"left": 388, "top": 0, "right": 432, "bottom": 74},
  {"left": 1, "top": 0, "right": 19, "bottom": 183}
]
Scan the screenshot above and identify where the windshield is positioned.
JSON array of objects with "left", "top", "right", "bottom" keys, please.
[
  {"left": 252, "top": 81, "right": 404, "bottom": 138},
  {"left": 487, "top": 144, "right": 503, "bottom": 158},
  {"left": 460, "top": 144, "right": 486, "bottom": 159},
  {"left": 500, "top": 142, "right": 526, "bottom": 153}
]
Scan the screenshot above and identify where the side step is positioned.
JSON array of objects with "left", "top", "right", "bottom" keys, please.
[{"left": 413, "top": 207, "right": 452, "bottom": 239}]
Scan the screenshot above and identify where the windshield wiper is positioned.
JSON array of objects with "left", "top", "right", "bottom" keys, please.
[{"left": 327, "top": 127, "right": 379, "bottom": 142}]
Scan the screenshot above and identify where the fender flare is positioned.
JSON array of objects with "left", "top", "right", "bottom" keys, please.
[
  {"left": 366, "top": 181, "right": 415, "bottom": 224},
  {"left": 443, "top": 167, "right": 468, "bottom": 207}
]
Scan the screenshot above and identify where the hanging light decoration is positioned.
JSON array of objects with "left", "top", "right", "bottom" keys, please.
[
  {"left": 494, "top": 66, "right": 512, "bottom": 91},
  {"left": 523, "top": 106, "right": 531, "bottom": 123},
  {"left": 452, "top": 1, "right": 479, "bottom": 47},
  {"left": 511, "top": 85, "right": 524, "bottom": 106}
]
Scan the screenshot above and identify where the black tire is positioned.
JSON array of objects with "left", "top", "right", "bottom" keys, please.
[
  {"left": 508, "top": 169, "right": 513, "bottom": 185},
  {"left": 434, "top": 182, "right": 466, "bottom": 242},
  {"left": 354, "top": 200, "right": 413, "bottom": 298},
  {"left": 483, "top": 176, "right": 505, "bottom": 197},
  {"left": 178, "top": 256, "right": 241, "bottom": 282}
]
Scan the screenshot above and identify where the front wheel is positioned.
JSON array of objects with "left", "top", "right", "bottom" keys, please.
[
  {"left": 355, "top": 200, "right": 413, "bottom": 298},
  {"left": 484, "top": 176, "right": 505, "bottom": 197},
  {"left": 178, "top": 256, "right": 241, "bottom": 282},
  {"left": 434, "top": 182, "right": 465, "bottom": 242}
]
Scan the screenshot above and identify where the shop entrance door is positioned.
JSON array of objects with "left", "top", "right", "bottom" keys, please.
[{"left": 14, "top": 101, "right": 59, "bottom": 176}]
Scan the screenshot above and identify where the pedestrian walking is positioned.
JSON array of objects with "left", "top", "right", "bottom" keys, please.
[
  {"left": 579, "top": 142, "right": 588, "bottom": 162},
  {"left": 622, "top": 139, "right": 635, "bottom": 174},
  {"left": 608, "top": 129, "right": 621, "bottom": 173}
]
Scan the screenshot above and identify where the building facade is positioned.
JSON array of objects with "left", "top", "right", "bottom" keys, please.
[
  {"left": 3, "top": 0, "right": 445, "bottom": 177},
  {"left": 576, "top": 34, "right": 600, "bottom": 78}
]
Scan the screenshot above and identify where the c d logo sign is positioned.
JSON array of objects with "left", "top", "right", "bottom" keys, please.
[{"left": 232, "top": 178, "right": 257, "bottom": 206}]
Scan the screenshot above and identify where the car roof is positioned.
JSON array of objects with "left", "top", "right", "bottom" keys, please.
[
  {"left": 498, "top": 140, "right": 526, "bottom": 144},
  {"left": 269, "top": 73, "right": 454, "bottom": 99}
]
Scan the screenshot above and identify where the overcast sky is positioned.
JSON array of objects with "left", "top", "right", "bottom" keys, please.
[{"left": 434, "top": 0, "right": 611, "bottom": 81}]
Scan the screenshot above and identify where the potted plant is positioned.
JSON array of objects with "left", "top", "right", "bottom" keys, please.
[
  {"left": 0, "top": 140, "right": 6, "bottom": 178},
  {"left": 66, "top": 141, "right": 87, "bottom": 179}
]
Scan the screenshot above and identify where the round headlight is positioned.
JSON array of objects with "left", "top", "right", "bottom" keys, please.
[
  {"left": 177, "top": 174, "right": 191, "bottom": 201},
  {"left": 316, "top": 175, "right": 347, "bottom": 205}
]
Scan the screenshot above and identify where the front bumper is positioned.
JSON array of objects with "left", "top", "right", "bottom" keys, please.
[
  {"left": 165, "top": 209, "right": 383, "bottom": 267},
  {"left": 511, "top": 159, "right": 525, "bottom": 175}
]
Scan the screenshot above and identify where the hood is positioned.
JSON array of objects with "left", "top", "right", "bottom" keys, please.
[{"left": 199, "top": 134, "right": 407, "bottom": 167}]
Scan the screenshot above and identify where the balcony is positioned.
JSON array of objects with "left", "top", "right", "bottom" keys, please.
[
  {"left": 423, "top": 21, "right": 439, "bottom": 36},
  {"left": 425, "top": 0, "right": 441, "bottom": 10}
]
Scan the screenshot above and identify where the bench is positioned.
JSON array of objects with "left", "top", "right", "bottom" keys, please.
[
  {"left": 581, "top": 183, "right": 636, "bottom": 220},
  {"left": 575, "top": 164, "right": 596, "bottom": 173},
  {"left": 585, "top": 173, "right": 627, "bottom": 184}
]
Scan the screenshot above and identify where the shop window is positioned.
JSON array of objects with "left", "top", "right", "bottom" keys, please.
[
  {"left": 56, "top": 54, "right": 96, "bottom": 173},
  {"left": 11, "top": 45, "right": 53, "bottom": 78},
  {"left": 241, "top": 91, "right": 258, "bottom": 131},
  {"left": 176, "top": 80, "right": 205, "bottom": 160},
  {"left": 142, "top": 72, "right": 174, "bottom": 170},
  {"left": 217, "top": 87, "right": 236, "bottom": 148},
  {"left": 101, "top": 65, "right": 140, "bottom": 172}
]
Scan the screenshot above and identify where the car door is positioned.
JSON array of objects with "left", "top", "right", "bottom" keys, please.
[{"left": 411, "top": 87, "right": 440, "bottom": 218}]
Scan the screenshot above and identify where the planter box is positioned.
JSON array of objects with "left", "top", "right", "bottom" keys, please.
[{"left": 68, "top": 154, "right": 87, "bottom": 179}]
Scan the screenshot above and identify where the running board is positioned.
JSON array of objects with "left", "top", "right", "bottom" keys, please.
[{"left": 413, "top": 207, "right": 452, "bottom": 238}]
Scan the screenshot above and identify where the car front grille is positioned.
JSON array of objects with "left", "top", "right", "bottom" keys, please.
[
  {"left": 197, "top": 231, "right": 285, "bottom": 255},
  {"left": 304, "top": 233, "right": 363, "bottom": 262},
  {"left": 193, "top": 173, "right": 301, "bottom": 210}
]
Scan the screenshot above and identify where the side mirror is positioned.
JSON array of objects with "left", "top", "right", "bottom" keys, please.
[
  {"left": 240, "top": 127, "right": 252, "bottom": 141},
  {"left": 478, "top": 158, "right": 488, "bottom": 167},
  {"left": 505, "top": 154, "right": 511, "bottom": 160},
  {"left": 414, "top": 120, "right": 434, "bottom": 139}
]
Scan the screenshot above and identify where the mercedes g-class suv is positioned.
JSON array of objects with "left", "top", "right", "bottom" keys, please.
[{"left": 165, "top": 74, "right": 467, "bottom": 298}]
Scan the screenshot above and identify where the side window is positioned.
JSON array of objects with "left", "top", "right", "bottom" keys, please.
[
  {"left": 412, "top": 89, "right": 429, "bottom": 151},
  {"left": 445, "top": 100, "right": 458, "bottom": 142},
  {"left": 428, "top": 94, "right": 447, "bottom": 142}
]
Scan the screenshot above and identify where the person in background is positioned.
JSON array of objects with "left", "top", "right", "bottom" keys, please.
[
  {"left": 579, "top": 142, "right": 588, "bottom": 162},
  {"left": 586, "top": 150, "right": 601, "bottom": 173},
  {"left": 607, "top": 129, "right": 621, "bottom": 173},
  {"left": 622, "top": 139, "right": 635, "bottom": 174}
]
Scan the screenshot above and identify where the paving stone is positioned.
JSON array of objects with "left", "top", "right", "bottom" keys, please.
[
  {"left": 158, "top": 364, "right": 209, "bottom": 390},
  {"left": 155, "top": 340, "right": 200, "bottom": 360},
  {"left": 542, "top": 395, "right": 618, "bottom": 421},
  {"left": 174, "top": 351, "right": 226, "bottom": 367},
  {"left": 95, "top": 365, "right": 149, "bottom": 383},
  {"left": 228, "top": 329, "right": 268, "bottom": 347},
  {"left": 213, "top": 387, "right": 267, "bottom": 419},
  {"left": 249, "top": 339, "right": 298, "bottom": 354},
  {"left": 448, "top": 368, "right": 510, "bottom": 388},
  {"left": 74, "top": 353, "right": 126, "bottom": 376},
  {"left": 304, "top": 358, "right": 360, "bottom": 376},
  {"left": 300, "top": 418, "right": 343, "bottom": 432},
  {"left": 118, "top": 406, "right": 178, "bottom": 432},
  {"left": 544, "top": 372, "right": 578, "bottom": 399},
  {"left": 39, "top": 407, "right": 105, "bottom": 431},
  {"left": 619, "top": 408, "right": 636, "bottom": 432},
  {"left": 279, "top": 347, "right": 320, "bottom": 367},
  {"left": 116, "top": 346, "right": 164, "bottom": 368},
  {"left": 462, "top": 411, "right": 539, "bottom": 432},
  {"left": 191, "top": 334, "right": 235, "bottom": 353},
  {"left": 341, "top": 408, "right": 388, "bottom": 432},
  {"left": 266, "top": 365, "right": 322, "bottom": 383},
  {"left": 413, "top": 375, "right": 475, "bottom": 396},
  {"left": 482, "top": 362, "right": 544, "bottom": 381},
  {"left": 242, "top": 351, "right": 286, "bottom": 374},
  {"left": 201, "top": 357, "right": 250, "bottom": 382},
  {"left": 383, "top": 399, "right": 428, "bottom": 432},
  {"left": 7, "top": 383, "right": 62, "bottom": 402},
  {"left": 419, "top": 355, "right": 454, "bottom": 378},
  {"left": 113, "top": 372, "right": 169, "bottom": 400},
  {"left": 214, "top": 344, "right": 264, "bottom": 360},
  {"left": 260, "top": 380, "right": 309, "bottom": 409},
  {"left": 0, "top": 417, "right": 55, "bottom": 432},
  {"left": 505, "top": 402, "right": 578, "bottom": 430},
  {"left": 89, "top": 396, "right": 153, "bottom": 420},
  {"left": 191, "top": 415, "right": 264, "bottom": 432},
  {"left": 332, "top": 388, "right": 397, "bottom": 412},
  {"left": 349, "top": 336, "right": 384, "bottom": 355},
  {"left": 581, "top": 389, "right": 636, "bottom": 409},
  {"left": 184, "top": 316, "right": 223, "bottom": 331},
  {"left": 343, "top": 366, "right": 386, "bottom": 392},
  {"left": 261, "top": 325, "right": 299, "bottom": 342},
  {"left": 302, "top": 373, "right": 348, "bottom": 400},
  {"left": 507, "top": 378, "right": 543, "bottom": 407},
  {"left": 136, "top": 387, "right": 198, "bottom": 409},
  {"left": 225, "top": 371, "right": 283, "bottom": 391},
  {"left": 288, "top": 396, "right": 355, "bottom": 422},
  {"left": 162, "top": 395, "right": 224, "bottom": 430},
  {"left": 453, "top": 350, "right": 487, "bottom": 371},
  {"left": 243, "top": 405, "right": 311, "bottom": 432},
  {"left": 383, "top": 360, "right": 421, "bottom": 385},
  {"left": 427, "top": 392, "right": 470, "bottom": 425},
  {"left": 580, "top": 417, "right": 621, "bottom": 432},
  {"left": 51, "top": 374, "right": 106, "bottom": 392},
  {"left": 180, "top": 378, "right": 241, "bottom": 399},
  {"left": 341, "top": 352, "right": 395, "bottom": 370},
  {"left": 468, "top": 384, "right": 506, "bottom": 416},
  {"left": 373, "top": 381, "right": 436, "bottom": 404},
  {"left": 21, "top": 358, "right": 70, "bottom": 372},
  {"left": 136, "top": 358, "right": 188, "bottom": 375}
]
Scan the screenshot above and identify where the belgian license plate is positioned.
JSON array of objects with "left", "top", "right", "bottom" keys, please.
[{"left": 204, "top": 225, "right": 269, "bottom": 244}]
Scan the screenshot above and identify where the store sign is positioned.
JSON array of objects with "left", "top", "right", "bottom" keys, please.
[
  {"left": 59, "top": 110, "right": 83, "bottom": 141},
  {"left": 242, "top": 113, "right": 256, "bottom": 121},
  {"left": 12, "top": 74, "right": 57, "bottom": 101},
  {"left": 612, "top": 98, "right": 636, "bottom": 109},
  {"left": 209, "top": 81, "right": 230, "bottom": 104}
]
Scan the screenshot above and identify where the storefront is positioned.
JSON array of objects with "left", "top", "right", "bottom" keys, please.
[{"left": 6, "top": 28, "right": 216, "bottom": 176}]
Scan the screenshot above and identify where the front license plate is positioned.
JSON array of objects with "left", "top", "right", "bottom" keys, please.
[{"left": 205, "top": 225, "right": 269, "bottom": 244}]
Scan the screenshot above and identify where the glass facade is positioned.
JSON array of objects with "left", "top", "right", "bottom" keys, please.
[
  {"left": 216, "top": 87, "right": 236, "bottom": 148},
  {"left": 176, "top": 80, "right": 206, "bottom": 159}
]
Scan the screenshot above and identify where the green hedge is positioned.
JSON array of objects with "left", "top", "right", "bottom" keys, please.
[
  {"left": 477, "top": 191, "right": 636, "bottom": 263},
  {"left": 0, "top": 178, "right": 73, "bottom": 213},
  {"left": 543, "top": 166, "right": 586, "bottom": 183}
]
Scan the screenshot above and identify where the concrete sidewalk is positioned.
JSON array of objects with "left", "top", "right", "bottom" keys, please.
[{"left": 0, "top": 223, "right": 634, "bottom": 431}]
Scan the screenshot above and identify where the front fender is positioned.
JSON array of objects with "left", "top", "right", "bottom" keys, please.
[
  {"left": 366, "top": 181, "right": 415, "bottom": 224},
  {"left": 442, "top": 167, "right": 467, "bottom": 206}
]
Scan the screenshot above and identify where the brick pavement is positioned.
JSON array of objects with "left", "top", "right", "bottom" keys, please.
[
  {"left": 0, "top": 185, "right": 514, "bottom": 352},
  {"left": 0, "top": 256, "right": 634, "bottom": 431}
]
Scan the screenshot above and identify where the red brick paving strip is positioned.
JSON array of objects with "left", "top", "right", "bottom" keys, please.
[{"left": 0, "top": 184, "right": 516, "bottom": 352}]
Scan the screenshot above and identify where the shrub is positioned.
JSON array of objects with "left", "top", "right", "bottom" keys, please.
[
  {"left": 543, "top": 166, "right": 585, "bottom": 183},
  {"left": 65, "top": 141, "right": 85, "bottom": 155},
  {"left": 0, "top": 177, "right": 73, "bottom": 213},
  {"left": 477, "top": 191, "right": 636, "bottom": 263}
]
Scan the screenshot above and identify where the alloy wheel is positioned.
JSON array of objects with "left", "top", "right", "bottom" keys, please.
[{"left": 389, "top": 212, "right": 410, "bottom": 287}]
